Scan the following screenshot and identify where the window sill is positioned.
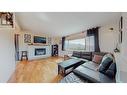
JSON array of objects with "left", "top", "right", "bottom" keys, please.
[{"left": 64, "top": 50, "right": 85, "bottom": 52}]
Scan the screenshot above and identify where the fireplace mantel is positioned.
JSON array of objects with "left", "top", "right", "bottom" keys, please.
[
  {"left": 27, "top": 45, "right": 51, "bottom": 60},
  {"left": 28, "top": 43, "right": 49, "bottom": 46}
]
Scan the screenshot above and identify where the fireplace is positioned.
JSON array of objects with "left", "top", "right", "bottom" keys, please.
[{"left": 35, "top": 48, "right": 46, "bottom": 56}]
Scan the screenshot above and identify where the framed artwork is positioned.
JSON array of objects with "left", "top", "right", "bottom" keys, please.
[
  {"left": 119, "top": 16, "right": 123, "bottom": 43},
  {"left": 24, "top": 34, "right": 31, "bottom": 43},
  {"left": 0, "top": 12, "right": 13, "bottom": 27}
]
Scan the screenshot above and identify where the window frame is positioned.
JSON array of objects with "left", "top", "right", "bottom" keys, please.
[{"left": 64, "top": 36, "right": 94, "bottom": 52}]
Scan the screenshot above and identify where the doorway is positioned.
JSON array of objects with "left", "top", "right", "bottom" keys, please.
[{"left": 14, "top": 34, "right": 20, "bottom": 61}]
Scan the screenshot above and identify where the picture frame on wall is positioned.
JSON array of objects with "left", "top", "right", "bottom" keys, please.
[
  {"left": 24, "top": 34, "right": 31, "bottom": 43},
  {"left": 119, "top": 16, "right": 123, "bottom": 43},
  {"left": 0, "top": 12, "right": 13, "bottom": 27}
]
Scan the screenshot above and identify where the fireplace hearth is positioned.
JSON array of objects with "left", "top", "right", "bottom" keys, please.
[{"left": 35, "top": 48, "right": 46, "bottom": 56}]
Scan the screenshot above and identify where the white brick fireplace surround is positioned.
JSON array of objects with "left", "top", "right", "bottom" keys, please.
[{"left": 28, "top": 45, "right": 51, "bottom": 60}]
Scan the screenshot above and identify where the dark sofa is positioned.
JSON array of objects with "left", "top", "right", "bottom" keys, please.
[
  {"left": 72, "top": 51, "right": 107, "bottom": 61},
  {"left": 61, "top": 51, "right": 116, "bottom": 83},
  {"left": 72, "top": 51, "right": 92, "bottom": 60},
  {"left": 73, "top": 62, "right": 116, "bottom": 83}
]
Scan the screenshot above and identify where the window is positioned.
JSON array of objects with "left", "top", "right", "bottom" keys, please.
[
  {"left": 85, "top": 36, "right": 95, "bottom": 51},
  {"left": 65, "top": 38, "right": 85, "bottom": 51},
  {"left": 65, "top": 36, "right": 94, "bottom": 51}
]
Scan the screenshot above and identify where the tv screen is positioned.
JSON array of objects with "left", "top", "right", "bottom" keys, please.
[{"left": 34, "top": 36, "right": 46, "bottom": 44}]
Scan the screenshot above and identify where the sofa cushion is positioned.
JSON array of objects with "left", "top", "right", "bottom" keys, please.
[
  {"left": 73, "top": 65, "right": 115, "bottom": 83},
  {"left": 72, "top": 51, "right": 81, "bottom": 58},
  {"left": 81, "top": 61, "right": 99, "bottom": 71},
  {"left": 99, "top": 54, "right": 113, "bottom": 74},
  {"left": 92, "top": 54, "right": 103, "bottom": 64},
  {"left": 71, "top": 56, "right": 88, "bottom": 61},
  {"left": 92, "top": 52, "right": 107, "bottom": 59},
  {"left": 71, "top": 56, "right": 80, "bottom": 60},
  {"left": 105, "top": 63, "right": 116, "bottom": 78},
  {"left": 81, "top": 52, "right": 92, "bottom": 60},
  {"left": 101, "top": 53, "right": 114, "bottom": 63}
]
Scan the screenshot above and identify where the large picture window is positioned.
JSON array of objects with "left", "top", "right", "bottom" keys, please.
[{"left": 65, "top": 36, "right": 94, "bottom": 51}]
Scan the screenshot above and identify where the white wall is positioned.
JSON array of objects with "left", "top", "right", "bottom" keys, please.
[
  {"left": 112, "top": 13, "right": 127, "bottom": 83},
  {"left": 115, "top": 13, "right": 127, "bottom": 82},
  {"left": 121, "top": 13, "right": 127, "bottom": 60},
  {"left": 50, "top": 37, "right": 72, "bottom": 57},
  {"left": 18, "top": 32, "right": 30, "bottom": 59},
  {"left": 58, "top": 22, "right": 119, "bottom": 57},
  {"left": 17, "top": 31, "right": 52, "bottom": 60},
  {"left": 99, "top": 22, "right": 119, "bottom": 53},
  {"left": 0, "top": 29, "right": 15, "bottom": 82}
]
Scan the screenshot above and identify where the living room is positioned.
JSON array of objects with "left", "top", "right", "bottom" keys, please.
[
  {"left": 0, "top": 12, "right": 127, "bottom": 83},
  {"left": 1, "top": 0, "right": 127, "bottom": 95}
]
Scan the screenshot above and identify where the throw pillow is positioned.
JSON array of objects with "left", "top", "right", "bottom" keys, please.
[
  {"left": 99, "top": 55, "right": 113, "bottom": 74},
  {"left": 92, "top": 54, "right": 103, "bottom": 64},
  {"left": 102, "top": 53, "right": 115, "bottom": 63},
  {"left": 105, "top": 63, "right": 116, "bottom": 78}
]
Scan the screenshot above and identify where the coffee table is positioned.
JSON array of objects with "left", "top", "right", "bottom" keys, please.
[{"left": 58, "top": 58, "right": 85, "bottom": 76}]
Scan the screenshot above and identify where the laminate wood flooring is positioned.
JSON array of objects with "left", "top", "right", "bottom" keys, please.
[{"left": 8, "top": 57, "right": 64, "bottom": 83}]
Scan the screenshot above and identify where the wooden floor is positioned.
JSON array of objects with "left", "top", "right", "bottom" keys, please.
[{"left": 8, "top": 57, "right": 64, "bottom": 83}]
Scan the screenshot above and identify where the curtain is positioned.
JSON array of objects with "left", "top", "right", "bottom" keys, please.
[
  {"left": 62, "top": 37, "right": 65, "bottom": 51},
  {"left": 87, "top": 27, "right": 100, "bottom": 52}
]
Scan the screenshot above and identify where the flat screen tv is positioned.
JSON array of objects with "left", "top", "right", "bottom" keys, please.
[{"left": 34, "top": 36, "right": 46, "bottom": 44}]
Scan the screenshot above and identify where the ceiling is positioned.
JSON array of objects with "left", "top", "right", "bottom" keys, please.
[{"left": 15, "top": 12, "right": 121, "bottom": 37}]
